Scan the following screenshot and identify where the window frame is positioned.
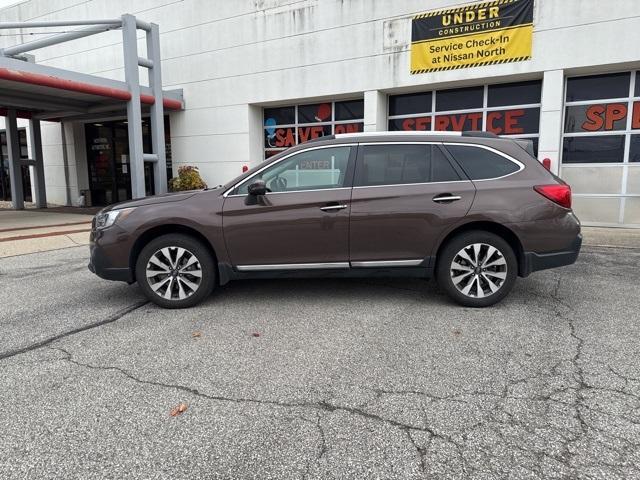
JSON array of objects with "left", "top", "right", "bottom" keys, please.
[
  {"left": 560, "top": 70, "right": 640, "bottom": 226},
  {"left": 561, "top": 71, "right": 640, "bottom": 164},
  {"left": 352, "top": 142, "right": 465, "bottom": 188},
  {"left": 387, "top": 81, "right": 542, "bottom": 151},
  {"left": 263, "top": 100, "right": 364, "bottom": 159},
  {"left": 225, "top": 144, "right": 357, "bottom": 197}
]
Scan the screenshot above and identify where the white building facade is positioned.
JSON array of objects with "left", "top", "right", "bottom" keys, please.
[{"left": 0, "top": 0, "right": 639, "bottom": 227}]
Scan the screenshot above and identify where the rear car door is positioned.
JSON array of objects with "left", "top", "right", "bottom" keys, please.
[
  {"left": 222, "top": 145, "right": 355, "bottom": 269},
  {"left": 349, "top": 142, "right": 476, "bottom": 266}
]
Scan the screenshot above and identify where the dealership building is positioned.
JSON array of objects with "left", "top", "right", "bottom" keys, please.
[{"left": 0, "top": 0, "right": 639, "bottom": 227}]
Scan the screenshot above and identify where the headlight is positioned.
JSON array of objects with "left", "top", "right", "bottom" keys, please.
[{"left": 94, "top": 207, "right": 136, "bottom": 230}]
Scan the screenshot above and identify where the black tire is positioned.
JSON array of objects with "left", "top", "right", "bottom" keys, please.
[
  {"left": 135, "top": 233, "right": 215, "bottom": 309},
  {"left": 436, "top": 231, "right": 517, "bottom": 308}
]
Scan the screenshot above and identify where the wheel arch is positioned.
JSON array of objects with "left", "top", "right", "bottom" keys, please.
[
  {"left": 129, "top": 224, "right": 219, "bottom": 283},
  {"left": 434, "top": 221, "right": 526, "bottom": 277}
]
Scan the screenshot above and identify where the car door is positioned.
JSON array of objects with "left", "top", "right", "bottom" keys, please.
[
  {"left": 349, "top": 142, "right": 476, "bottom": 266},
  {"left": 222, "top": 145, "right": 355, "bottom": 270}
]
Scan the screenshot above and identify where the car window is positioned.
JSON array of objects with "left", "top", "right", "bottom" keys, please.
[
  {"left": 236, "top": 146, "right": 352, "bottom": 194},
  {"left": 354, "top": 144, "right": 460, "bottom": 187},
  {"left": 444, "top": 144, "right": 520, "bottom": 180}
]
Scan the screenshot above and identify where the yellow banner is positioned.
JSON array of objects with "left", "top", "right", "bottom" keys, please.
[
  {"left": 411, "top": 24, "right": 532, "bottom": 73},
  {"left": 410, "top": 0, "right": 534, "bottom": 74}
]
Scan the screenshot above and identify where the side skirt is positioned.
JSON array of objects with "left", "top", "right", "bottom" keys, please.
[{"left": 217, "top": 261, "right": 433, "bottom": 285}]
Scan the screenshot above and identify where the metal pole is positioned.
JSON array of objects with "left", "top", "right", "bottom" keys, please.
[
  {"left": 147, "top": 22, "right": 168, "bottom": 195},
  {"left": 29, "top": 119, "right": 47, "bottom": 208},
  {"left": 60, "top": 122, "right": 72, "bottom": 206},
  {"left": 0, "top": 19, "right": 122, "bottom": 29},
  {"left": 1, "top": 24, "right": 117, "bottom": 57},
  {"left": 121, "top": 14, "right": 146, "bottom": 199},
  {"left": 5, "top": 109, "right": 24, "bottom": 209}
]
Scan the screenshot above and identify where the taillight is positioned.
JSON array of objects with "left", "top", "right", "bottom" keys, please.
[{"left": 534, "top": 184, "right": 572, "bottom": 209}]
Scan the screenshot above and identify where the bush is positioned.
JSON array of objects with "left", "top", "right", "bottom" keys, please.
[{"left": 169, "top": 166, "right": 207, "bottom": 192}]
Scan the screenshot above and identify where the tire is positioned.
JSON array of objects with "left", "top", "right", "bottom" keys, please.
[
  {"left": 436, "top": 231, "right": 517, "bottom": 308},
  {"left": 135, "top": 233, "right": 215, "bottom": 309}
]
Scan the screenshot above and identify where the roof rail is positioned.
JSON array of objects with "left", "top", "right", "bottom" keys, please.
[
  {"left": 304, "top": 134, "right": 336, "bottom": 143},
  {"left": 461, "top": 131, "right": 499, "bottom": 138},
  {"left": 335, "top": 131, "right": 462, "bottom": 138}
]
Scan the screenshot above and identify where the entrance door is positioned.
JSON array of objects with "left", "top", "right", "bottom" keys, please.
[
  {"left": 349, "top": 143, "right": 476, "bottom": 264},
  {"left": 1, "top": 130, "right": 32, "bottom": 203},
  {"left": 85, "top": 121, "right": 155, "bottom": 206},
  {"left": 222, "top": 145, "right": 355, "bottom": 268}
]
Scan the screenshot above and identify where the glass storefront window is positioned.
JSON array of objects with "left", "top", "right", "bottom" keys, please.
[
  {"left": 562, "top": 135, "right": 626, "bottom": 164},
  {"left": 565, "top": 72, "right": 630, "bottom": 102},
  {"left": 263, "top": 106, "right": 295, "bottom": 125},
  {"left": 562, "top": 71, "right": 640, "bottom": 226},
  {"left": 564, "top": 103, "right": 629, "bottom": 133},
  {"left": 335, "top": 100, "right": 364, "bottom": 121},
  {"left": 436, "top": 86, "right": 483, "bottom": 111},
  {"left": 263, "top": 99, "right": 364, "bottom": 159},
  {"left": 562, "top": 72, "right": 638, "bottom": 164},
  {"left": 388, "top": 80, "right": 542, "bottom": 155},
  {"left": 630, "top": 135, "right": 640, "bottom": 162},
  {"left": 389, "top": 92, "right": 432, "bottom": 116},
  {"left": 488, "top": 80, "right": 542, "bottom": 107}
]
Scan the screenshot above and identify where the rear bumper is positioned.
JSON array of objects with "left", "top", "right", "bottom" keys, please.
[{"left": 521, "top": 233, "right": 582, "bottom": 277}]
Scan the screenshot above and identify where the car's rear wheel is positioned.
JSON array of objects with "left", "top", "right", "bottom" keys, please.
[
  {"left": 436, "top": 231, "right": 517, "bottom": 307},
  {"left": 135, "top": 234, "right": 215, "bottom": 309}
]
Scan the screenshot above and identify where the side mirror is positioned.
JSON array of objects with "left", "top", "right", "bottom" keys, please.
[{"left": 247, "top": 179, "right": 268, "bottom": 196}]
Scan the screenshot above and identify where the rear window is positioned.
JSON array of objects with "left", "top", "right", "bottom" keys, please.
[
  {"left": 355, "top": 144, "right": 460, "bottom": 187},
  {"left": 444, "top": 144, "right": 521, "bottom": 180}
]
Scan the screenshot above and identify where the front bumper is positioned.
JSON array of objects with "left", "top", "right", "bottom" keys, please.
[
  {"left": 521, "top": 233, "right": 582, "bottom": 277},
  {"left": 88, "top": 227, "right": 134, "bottom": 283}
]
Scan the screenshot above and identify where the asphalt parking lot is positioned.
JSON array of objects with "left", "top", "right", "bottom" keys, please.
[{"left": 1, "top": 244, "right": 639, "bottom": 479}]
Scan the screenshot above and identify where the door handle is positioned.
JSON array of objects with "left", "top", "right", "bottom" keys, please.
[
  {"left": 433, "top": 194, "right": 462, "bottom": 203},
  {"left": 320, "top": 203, "right": 348, "bottom": 211}
]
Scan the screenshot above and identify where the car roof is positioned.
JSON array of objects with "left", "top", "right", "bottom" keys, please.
[{"left": 304, "top": 130, "right": 512, "bottom": 145}]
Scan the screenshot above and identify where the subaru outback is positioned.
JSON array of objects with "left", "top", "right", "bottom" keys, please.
[{"left": 89, "top": 131, "right": 581, "bottom": 308}]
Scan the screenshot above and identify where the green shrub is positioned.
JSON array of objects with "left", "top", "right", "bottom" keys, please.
[{"left": 169, "top": 166, "right": 207, "bottom": 192}]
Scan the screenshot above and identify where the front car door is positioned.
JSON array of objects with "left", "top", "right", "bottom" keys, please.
[
  {"left": 222, "top": 145, "right": 356, "bottom": 270},
  {"left": 349, "top": 142, "right": 476, "bottom": 267}
]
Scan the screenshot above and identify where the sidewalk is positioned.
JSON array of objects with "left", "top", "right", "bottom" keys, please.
[
  {"left": 581, "top": 226, "right": 640, "bottom": 249},
  {"left": 0, "top": 210, "right": 94, "bottom": 258}
]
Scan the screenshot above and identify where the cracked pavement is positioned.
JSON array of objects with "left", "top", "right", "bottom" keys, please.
[{"left": 1, "top": 245, "right": 639, "bottom": 479}]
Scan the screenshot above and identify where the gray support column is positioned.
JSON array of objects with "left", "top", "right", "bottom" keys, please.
[
  {"left": 121, "top": 14, "right": 146, "bottom": 199},
  {"left": 5, "top": 109, "right": 24, "bottom": 209},
  {"left": 29, "top": 118, "right": 47, "bottom": 208},
  {"left": 363, "top": 90, "right": 388, "bottom": 132},
  {"left": 538, "top": 70, "right": 565, "bottom": 175},
  {"left": 146, "top": 22, "right": 167, "bottom": 194}
]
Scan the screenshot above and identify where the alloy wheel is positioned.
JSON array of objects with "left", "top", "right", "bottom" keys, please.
[
  {"left": 449, "top": 243, "right": 507, "bottom": 298},
  {"left": 145, "top": 246, "right": 203, "bottom": 300}
]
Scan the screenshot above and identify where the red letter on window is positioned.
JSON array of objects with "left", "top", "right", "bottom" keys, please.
[
  {"left": 487, "top": 111, "right": 502, "bottom": 134},
  {"left": 582, "top": 105, "right": 605, "bottom": 131},
  {"left": 504, "top": 109, "right": 524, "bottom": 134},
  {"left": 633, "top": 101, "right": 640, "bottom": 130},
  {"left": 604, "top": 103, "right": 627, "bottom": 130},
  {"left": 435, "top": 116, "right": 450, "bottom": 131}
]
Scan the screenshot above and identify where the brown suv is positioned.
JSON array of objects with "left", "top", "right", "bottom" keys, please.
[{"left": 88, "top": 131, "right": 581, "bottom": 308}]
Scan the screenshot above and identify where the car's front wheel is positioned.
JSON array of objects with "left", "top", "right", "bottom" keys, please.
[
  {"left": 436, "top": 231, "right": 517, "bottom": 307},
  {"left": 135, "top": 233, "right": 215, "bottom": 309}
]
